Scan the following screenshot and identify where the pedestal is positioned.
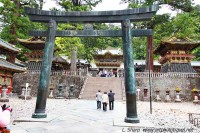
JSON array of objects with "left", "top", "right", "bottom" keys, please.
[
  {"left": 48, "top": 89, "right": 54, "bottom": 98},
  {"left": 32, "top": 113, "right": 47, "bottom": 118},
  {"left": 55, "top": 84, "right": 65, "bottom": 99},
  {"left": 165, "top": 95, "right": 171, "bottom": 102},
  {"left": 175, "top": 92, "right": 181, "bottom": 102},
  {"left": 155, "top": 94, "right": 161, "bottom": 102},
  {"left": 193, "top": 96, "right": 199, "bottom": 104},
  {"left": 0, "top": 86, "right": 9, "bottom": 102}
]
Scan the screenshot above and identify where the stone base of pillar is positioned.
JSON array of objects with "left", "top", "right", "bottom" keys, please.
[
  {"left": 175, "top": 99, "right": 181, "bottom": 102},
  {"left": 155, "top": 95, "right": 161, "bottom": 102},
  {"left": 19, "top": 96, "right": 32, "bottom": 100},
  {"left": 165, "top": 95, "right": 171, "bottom": 102},
  {"left": 143, "top": 97, "right": 149, "bottom": 101},
  {"left": 32, "top": 113, "right": 47, "bottom": 118},
  {"left": 48, "top": 96, "right": 54, "bottom": 99},
  {"left": 67, "top": 96, "right": 76, "bottom": 99},
  {"left": 193, "top": 99, "right": 199, "bottom": 104},
  {"left": 55, "top": 96, "right": 65, "bottom": 99},
  {"left": 0, "top": 98, "right": 9, "bottom": 102},
  {"left": 124, "top": 117, "right": 140, "bottom": 123}
]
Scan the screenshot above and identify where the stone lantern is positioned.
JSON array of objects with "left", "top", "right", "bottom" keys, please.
[
  {"left": 155, "top": 89, "right": 161, "bottom": 102},
  {"left": 191, "top": 87, "right": 199, "bottom": 104},
  {"left": 19, "top": 83, "right": 32, "bottom": 100},
  {"left": 68, "top": 84, "right": 75, "bottom": 98},
  {"left": 48, "top": 84, "right": 54, "bottom": 98},
  {"left": 143, "top": 87, "right": 148, "bottom": 101},
  {"left": 175, "top": 87, "right": 182, "bottom": 102},
  {"left": 56, "top": 83, "right": 65, "bottom": 99},
  {"left": 165, "top": 88, "right": 171, "bottom": 102},
  {"left": 0, "top": 85, "right": 9, "bottom": 102}
]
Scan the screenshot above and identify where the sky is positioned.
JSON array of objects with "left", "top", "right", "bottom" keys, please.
[{"left": 43, "top": 0, "right": 200, "bottom": 16}]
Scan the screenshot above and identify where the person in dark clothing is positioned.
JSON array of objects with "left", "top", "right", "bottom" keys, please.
[{"left": 108, "top": 90, "right": 115, "bottom": 110}]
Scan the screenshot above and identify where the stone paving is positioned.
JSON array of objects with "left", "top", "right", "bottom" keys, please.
[{"left": 4, "top": 97, "right": 200, "bottom": 133}]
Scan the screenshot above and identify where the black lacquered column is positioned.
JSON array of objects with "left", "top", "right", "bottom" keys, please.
[
  {"left": 32, "top": 19, "right": 57, "bottom": 118},
  {"left": 121, "top": 19, "right": 139, "bottom": 123}
]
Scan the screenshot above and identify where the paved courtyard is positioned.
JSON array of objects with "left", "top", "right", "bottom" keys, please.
[{"left": 5, "top": 97, "right": 200, "bottom": 133}]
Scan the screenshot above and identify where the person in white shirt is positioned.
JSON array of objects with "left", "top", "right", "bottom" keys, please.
[
  {"left": 102, "top": 92, "right": 109, "bottom": 111},
  {"left": 96, "top": 90, "right": 102, "bottom": 109}
]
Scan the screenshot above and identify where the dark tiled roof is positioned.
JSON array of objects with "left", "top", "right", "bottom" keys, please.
[
  {"left": 161, "top": 63, "right": 196, "bottom": 73},
  {"left": 0, "top": 58, "right": 26, "bottom": 72},
  {"left": 0, "top": 38, "right": 19, "bottom": 53},
  {"left": 53, "top": 56, "right": 69, "bottom": 64}
]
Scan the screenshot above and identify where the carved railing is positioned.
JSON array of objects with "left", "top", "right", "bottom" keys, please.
[
  {"left": 27, "top": 70, "right": 87, "bottom": 77},
  {"left": 135, "top": 72, "right": 200, "bottom": 78},
  {"left": 27, "top": 70, "right": 200, "bottom": 78}
]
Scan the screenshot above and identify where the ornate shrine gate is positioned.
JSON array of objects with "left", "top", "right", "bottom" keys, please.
[{"left": 25, "top": 5, "right": 158, "bottom": 123}]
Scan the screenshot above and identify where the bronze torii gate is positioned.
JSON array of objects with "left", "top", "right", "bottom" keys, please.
[{"left": 25, "top": 5, "right": 158, "bottom": 123}]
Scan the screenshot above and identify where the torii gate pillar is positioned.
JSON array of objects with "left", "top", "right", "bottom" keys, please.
[{"left": 122, "top": 19, "right": 139, "bottom": 123}]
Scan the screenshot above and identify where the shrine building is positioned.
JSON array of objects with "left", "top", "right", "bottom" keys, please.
[
  {"left": 154, "top": 37, "right": 200, "bottom": 73},
  {"left": 93, "top": 47, "right": 124, "bottom": 77},
  {"left": 0, "top": 38, "right": 26, "bottom": 93},
  {"left": 18, "top": 37, "right": 70, "bottom": 71}
]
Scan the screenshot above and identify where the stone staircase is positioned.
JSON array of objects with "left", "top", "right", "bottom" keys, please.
[{"left": 79, "top": 76, "right": 124, "bottom": 100}]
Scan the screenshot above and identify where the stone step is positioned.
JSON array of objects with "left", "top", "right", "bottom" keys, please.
[{"left": 81, "top": 77, "right": 124, "bottom": 100}]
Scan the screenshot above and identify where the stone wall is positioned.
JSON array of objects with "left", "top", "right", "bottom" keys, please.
[
  {"left": 13, "top": 73, "right": 200, "bottom": 102},
  {"left": 13, "top": 73, "right": 85, "bottom": 98},
  {"left": 136, "top": 77, "right": 200, "bottom": 102}
]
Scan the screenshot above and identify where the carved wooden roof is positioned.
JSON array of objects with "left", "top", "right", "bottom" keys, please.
[
  {"left": 154, "top": 37, "right": 200, "bottom": 56},
  {"left": 18, "top": 37, "right": 45, "bottom": 50}
]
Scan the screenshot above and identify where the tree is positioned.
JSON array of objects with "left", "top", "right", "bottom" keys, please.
[
  {"left": 121, "top": 0, "right": 194, "bottom": 12},
  {"left": 0, "top": 0, "right": 42, "bottom": 44}
]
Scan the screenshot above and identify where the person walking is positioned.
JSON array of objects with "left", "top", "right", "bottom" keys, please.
[
  {"left": 102, "top": 92, "right": 109, "bottom": 111},
  {"left": 108, "top": 90, "right": 115, "bottom": 110},
  {"left": 96, "top": 90, "right": 102, "bottom": 109}
]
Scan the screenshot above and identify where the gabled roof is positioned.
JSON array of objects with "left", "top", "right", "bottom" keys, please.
[
  {"left": 0, "top": 38, "right": 19, "bottom": 53},
  {"left": 0, "top": 58, "right": 26, "bottom": 72}
]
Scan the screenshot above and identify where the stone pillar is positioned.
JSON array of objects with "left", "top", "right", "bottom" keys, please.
[
  {"left": 70, "top": 48, "right": 77, "bottom": 72},
  {"left": 122, "top": 19, "right": 139, "bottom": 123},
  {"left": 32, "top": 19, "right": 57, "bottom": 118},
  {"left": 0, "top": 85, "right": 9, "bottom": 102}
]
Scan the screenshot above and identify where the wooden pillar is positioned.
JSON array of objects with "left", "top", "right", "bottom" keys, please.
[
  {"left": 145, "top": 36, "right": 153, "bottom": 71},
  {"left": 32, "top": 19, "right": 57, "bottom": 118},
  {"left": 122, "top": 19, "right": 139, "bottom": 123}
]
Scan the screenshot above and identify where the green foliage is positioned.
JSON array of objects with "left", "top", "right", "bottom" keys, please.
[
  {"left": 57, "top": 0, "right": 102, "bottom": 11},
  {"left": 132, "top": 37, "right": 146, "bottom": 60}
]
